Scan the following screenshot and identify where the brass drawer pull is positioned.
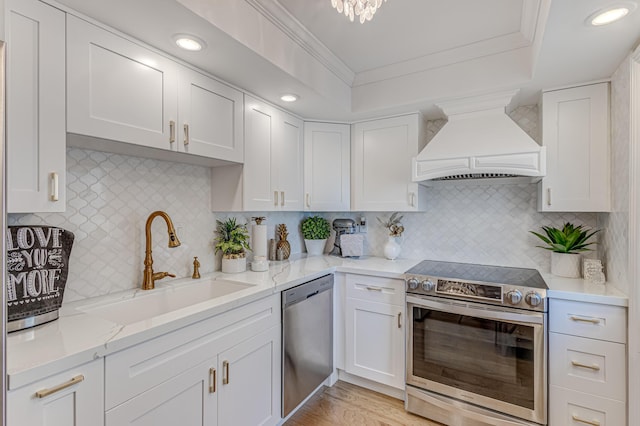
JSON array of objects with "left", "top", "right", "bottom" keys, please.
[
  {"left": 184, "top": 123, "right": 190, "bottom": 146},
  {"left": 365, "top": 286, "right": 382, "bottom": 292},
  {"left": 572, "top": 414, "right": 600, "bottom": 426},
  {"left": 169, "top": 120, "right": 176, "bottom": 143},
  {"left": 50, "top": 172, "right": 59, "bottom": 202},
  {"left": 274, "top": 191, "right": 278, "bottom": 207},
  {"left": 571, "top": 361, "right": 601, "bottom": 371},
  {"left": 209, "top": 368, "right": 216, "bottom": 393},
  {"left": 35, "top": 375, "right": 84, "bottom": 398},
  {"left": 398, "top": 312, "right": 402, "bottom": 329},
  {"left": 223, "top": 360, "right": 229, "bottom": 385},
  {"left": 281, "top": 191, "right": 285, "bottom": 207},
  {"left": 570, "top": 315, "right": 601, "bottom": 324}
]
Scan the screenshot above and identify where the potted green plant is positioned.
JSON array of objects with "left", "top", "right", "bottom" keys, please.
[
  {"left": 301, "top": 216, "right": 331, "bottom": 256},
  {"left": 530, "top": 222, "right": 599, "bottom": 278},
  {"left": 214, "top": 218, "right": 251, "bottom": 273}
]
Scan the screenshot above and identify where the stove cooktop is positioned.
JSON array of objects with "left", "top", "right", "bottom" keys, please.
[{"left": 405, "top": 260, "right": 548, "bottom": 290}]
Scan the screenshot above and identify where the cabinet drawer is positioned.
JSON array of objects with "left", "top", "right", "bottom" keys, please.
[
  {"left": 549, "top": 299, "right": 626, "bottom": 343},
  {"left": 105, "top": 295, "right": 278, "bottom": 410},
  {"left": 346, "top": 274, "right": 404, "bottom": 306},
  {"left": 549, "top": 333, "right": 626, "bottom": 401},
  {"left": 549, "top": 385, "right": 626, "bottom": 426}
]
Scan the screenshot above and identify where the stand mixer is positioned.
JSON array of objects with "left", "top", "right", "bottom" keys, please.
[{"left": 329, "top": 218, "right": 357, "bottom": 256}]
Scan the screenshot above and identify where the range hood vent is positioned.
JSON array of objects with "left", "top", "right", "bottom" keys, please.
[{"left": 412, "top": 90, "right": 546, "bottom": 182}]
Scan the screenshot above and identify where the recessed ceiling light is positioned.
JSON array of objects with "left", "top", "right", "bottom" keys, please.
[
  {"left": 173, "top": 34, "right": 206, "bottom": 51},
  {"left": 281, "top": 94, "right": 298, "bottom": 102},
  {"left": 587, "top": 2, "right": 636, "bottom": 26}
]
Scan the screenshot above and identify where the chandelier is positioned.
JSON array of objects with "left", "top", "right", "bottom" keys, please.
[{"left": 330, "top": 0, "right": 387, "bottom": 24}]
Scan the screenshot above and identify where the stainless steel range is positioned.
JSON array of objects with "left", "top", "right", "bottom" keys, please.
[{"left": 404, "top": 260, "right": 548, "bottom": 426}]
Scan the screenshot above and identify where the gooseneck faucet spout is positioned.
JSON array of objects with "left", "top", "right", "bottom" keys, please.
[{"left": 142, "top": 211, "right": 181, "bottom": 290}]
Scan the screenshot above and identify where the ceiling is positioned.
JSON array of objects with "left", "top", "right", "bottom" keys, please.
[{"left": 53, "top": 0, "right": 640, "bottom": 121}]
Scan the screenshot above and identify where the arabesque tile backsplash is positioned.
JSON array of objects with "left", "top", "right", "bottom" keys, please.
[{"left": 9, "top": 104, "right": 607, "bottom": 302}]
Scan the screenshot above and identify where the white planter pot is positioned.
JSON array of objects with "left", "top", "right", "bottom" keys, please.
[
  {"left": 221, "top": 256, "right": 246, "bottom": 273},
  {"left": 551, "top": 252, "right": 582, "bottom": 278},
  {"left": 304, "top": 239, "right": 327, "bottom": 256},
  {"left": 383, "top": 236, "right": 401, "bottom": 260}
]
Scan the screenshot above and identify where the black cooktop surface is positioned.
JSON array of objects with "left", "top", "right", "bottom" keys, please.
[{"left": 405, "top": 260, "right": 548, "bottom": 290}]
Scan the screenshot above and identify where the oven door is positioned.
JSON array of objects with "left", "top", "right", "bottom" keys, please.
[{"left": 407, "top": 295, "right": 547, "bottom": 425}]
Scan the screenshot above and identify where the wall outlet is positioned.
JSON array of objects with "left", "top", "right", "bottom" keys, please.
[{"left": 359, "top": 216, "right": 367, "bottom": 233}]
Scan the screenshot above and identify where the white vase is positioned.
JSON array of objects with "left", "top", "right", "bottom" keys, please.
[
  {"left": 551, "top": 252, "right": 582, "bottom": 278},
  {"left": 383, "top": 236, "right": 401, "bottom": 260},
  {"left": 221, "top": 256, "right": 246, "bottom": 273},
  {"left": 304, "top": 239, "right": 327, "bottom": 256}
]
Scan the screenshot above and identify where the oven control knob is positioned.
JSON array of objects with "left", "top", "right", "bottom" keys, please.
[
  {"left": 506, "top": 290, "right": 522, "bottom": 305},
  {"left": 526, "top": 292, "right": 543, "bottom": 307},
  {"left": 421, "top": 280, "right": 435, "bottom": 292},
  {"left": 407, "top": 278, "right": 419, "bottom": 290}
]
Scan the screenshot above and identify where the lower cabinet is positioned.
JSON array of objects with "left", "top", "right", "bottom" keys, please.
[
  {"left": 344, "top": 274, "right": 405, "bottom": 390},
  {"left": 105, "top": 295, "right": 281, "bottom": 426},
  {"left": 8, "top": 358, "right": 104, "bottom": 426}
]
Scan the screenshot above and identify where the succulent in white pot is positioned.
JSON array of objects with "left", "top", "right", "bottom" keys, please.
[
  {"left": 214, "top": 218, "right": 251, "bottom": 273},
  {"left": 530, "top": 222, "right": 599, "bottom": 278},
  {"left": 301, "top": 216, "right": 331, "bottom": 256}
]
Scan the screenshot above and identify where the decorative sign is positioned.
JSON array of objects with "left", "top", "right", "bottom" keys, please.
[{"left": 6, "top": 226, "right": 74, "bottom": 322}]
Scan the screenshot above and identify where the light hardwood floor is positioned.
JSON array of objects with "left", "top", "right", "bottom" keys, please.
[{"left": 284, "top": 381, "right": 443, "bottom": 425}]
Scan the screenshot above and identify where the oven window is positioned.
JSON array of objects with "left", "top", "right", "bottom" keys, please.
[{"left": 412, "top": 307, "right": 535, "bottom": 409}]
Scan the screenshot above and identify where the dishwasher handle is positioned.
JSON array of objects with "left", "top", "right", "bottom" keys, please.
[
  {"left": 282, "top": 274, "right": 333, "bottom": 307},
  {"left": 306, "top": 290, "right": 319, "bottom": 299}
]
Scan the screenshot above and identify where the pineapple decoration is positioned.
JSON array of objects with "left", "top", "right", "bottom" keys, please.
[{"left": 276, "top": 224, "right": 291, "bottom": 260}]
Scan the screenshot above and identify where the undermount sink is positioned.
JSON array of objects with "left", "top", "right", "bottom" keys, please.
[{"left": 79, "top": 279, "right": 253, "bottom": 325}]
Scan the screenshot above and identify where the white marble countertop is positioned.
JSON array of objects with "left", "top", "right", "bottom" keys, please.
[{"left": 7, "top": 255, "right": 628, "bottom": 390}]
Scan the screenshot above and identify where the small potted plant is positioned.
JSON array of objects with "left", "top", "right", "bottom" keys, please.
[
  {"left": 214, "top": 218, "right": 251, "bottom": 273},
  {"left": 377, "top": 212, "right": 404, "bottom": 260},
  {"left": 530, "top": 222, "right": 599, "bottom": 278},
  {"left": 301, "top": 216, "right": 331, "bottom": 256}
]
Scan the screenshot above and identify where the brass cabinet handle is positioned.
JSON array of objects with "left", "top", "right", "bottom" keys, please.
[
  {"left": 365, "top": 286, "right": 382, "bottom": 292},
  {"left": 35, "top": 375, "right": 84, "bottom": 398},
  {"left": 398, "top": 312, "right": 402, "bottom": 328},
  {"left": 184, "top": 124, "right": 190, "bottom": 146},
  {"left": 570, "top": 315, "right": 601, "bottom": 324},
  {"left": 571, "top": 361, "right": 601, "bottom": 371},
  {"left": 209, "top": 368, "right": 216, "bottom": 393},
  {"left": 572, "top": 415, "right": 600, "bottom": 426},
  {"left": 410, "top": 192, "right": 416, "bottom": 207},
  {"left": 169, "top": 120, "right": 176, "bottom": 144},
  {"left": 306, "top": 193, "right": 311, "bottom": 208},
  {"left": 50, "top": 172, "right": 59, "bottom": 202},
  {"left": 223, "top": 360, "right": 229, "bottom": 385},
  {"left": 274, "top": 191, "right": 278, "bottom": 207},
  {"left": 281, "top": 191, "right": 285, "bottom": 207},
  {"left": 547, "top": 188, "right": 551, "bottom": 206}
]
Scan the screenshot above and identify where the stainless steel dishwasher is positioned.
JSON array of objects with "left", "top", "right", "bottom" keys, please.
[{"left": 282, "top": 274, "right": 333, "bottom": 417}]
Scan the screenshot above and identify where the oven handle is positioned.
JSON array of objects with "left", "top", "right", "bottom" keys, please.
[{"left": 406, "top": 295, "right": 545, "bottom": 325}]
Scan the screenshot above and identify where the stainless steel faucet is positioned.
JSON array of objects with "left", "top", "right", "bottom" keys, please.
[{"left": 142, "top": 211, "right": 181, "bottom": 290}]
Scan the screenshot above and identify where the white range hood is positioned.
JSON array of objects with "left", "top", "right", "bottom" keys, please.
[{"left": 412, "top": 90, "right": 546, "bottom": 182}]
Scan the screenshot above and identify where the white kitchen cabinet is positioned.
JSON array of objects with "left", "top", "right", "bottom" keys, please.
[
  {"left": 8, "top": 358, "right": 104, "bottom": 426},
  {"left": 303, "top": 122, "right": 350, "bottom": 211},
  {"left": 212, "top": 96, "right": 302, "bottom": 211},
  {"left": 67, "top": 16, "right": 243, "bottom": 163},
  {"left": 344, "top": 274, "right": 405, "bottom": 390},
  {"left": 352, "top": 114, "right": 427, "bottom": 211},
  {"left": 548, "top": 298, "right": 627, "bottom": 426},
  {"left": 539, "top": 83, "right": 610, "bottom": 212},
  {"left": 6, "top": 0, "right": 66, "bottom": 213},
  {"left": 218, "top": 325, "right": 281, "bottom": 426},
  {"left": 105, "top": 295, "right": 281, "bottom": 426}
]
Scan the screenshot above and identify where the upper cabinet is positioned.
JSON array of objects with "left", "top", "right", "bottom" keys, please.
[
  {"left": 212, "top": 96, "right": 303, "bottom": 211},
  {"left": 303, "top": 122, "right": 350, "bottom": 211},
  {"left": 6, "top": 0, "right": 66, "bottom": 213},
  {"left": 352, "top": 114, "right": 427, "bottom": 212},
  {"left": 539, "top": 83, "right": 610, "bottom": 212},
  {"left": 67, "top": 16, "right": 243, "bottom": 163}
]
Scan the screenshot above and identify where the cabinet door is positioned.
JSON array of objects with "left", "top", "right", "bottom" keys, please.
[
  {"left": 275, "top": 111, "right": 304, "bottom": 211},
  {"left": 304, "top": 122, "right": 350, "bottom": 211},
  {"left": 345, "top": 297, "right": 405, "bottom": 389},
  {"left": 67, "top": 15, "right": 178, "bottom": 151},
  {"left": 8, "top": 359, "right": 104, "bottom": 426},
  {"left": 218, "top": 326, "right": 281, "bottom": 426},
  {"left": 243, "top": 96, "right": 277, "bottom": 210},
  {"left": 6, "top": 0, "right": 65, "bottom": 213},
  {"left": 106, "top": 360, "right": 216, "bottom": 426},
  {"left": 539, "top": 83, "right": 610, "bottom": 212},
  {"left": 352, "top": 114, "right": 422, "bottom": 211},
  {"left": 178, "top": 68, "right": 244, "bottom": 162}
]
